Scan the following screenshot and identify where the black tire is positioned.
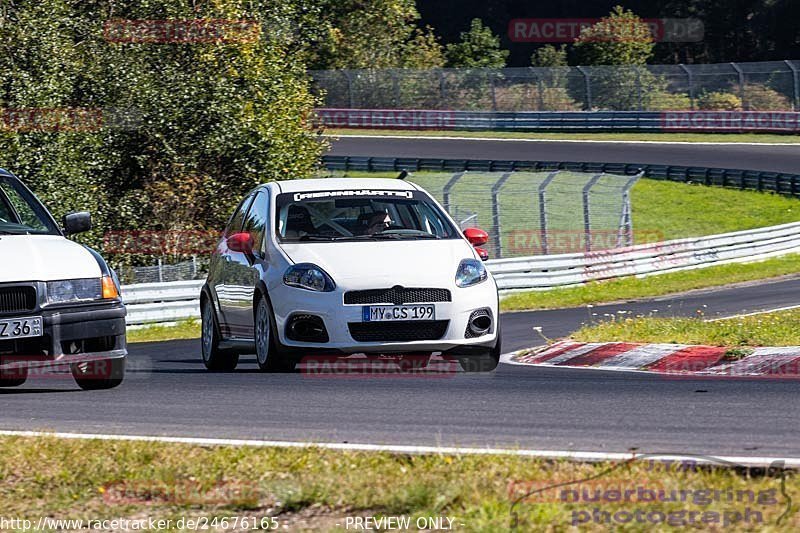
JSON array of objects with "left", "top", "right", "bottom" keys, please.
[
  {"left": 201, "top": 297, "right": 239, "bottom": 372},
  {"left": 0, "top": 365, "right": 28, "bottom": 387},
  {"left": 255, "top": 295, "right": 294, "bottom": 373},
  {"left": 72, "top": 358, "right": 125, "bottom": 390},
  {"left": 458, "top": 324, "right": 501, "bottom": 373}
]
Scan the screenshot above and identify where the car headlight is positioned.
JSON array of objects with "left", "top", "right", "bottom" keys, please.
[
  {"left": 283, "top": 263, "right": 336, "bottom": 292},
  {"left": 455, "top": 258, "right": 488, "bottom": 288},
  {"left": 47, "top": 278, "right": 101, "bottom": 304}
]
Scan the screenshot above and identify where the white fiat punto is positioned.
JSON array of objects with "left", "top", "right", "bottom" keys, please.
[{"left": 201, "top": 177, "right": 500, "bottom": 373}]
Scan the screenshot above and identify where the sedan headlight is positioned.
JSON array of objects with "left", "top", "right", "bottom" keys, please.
[
  {"left": 46, "top": 276, "right": 119, "bottom": 304},
  {"left": 455, "top": 258, "right": 487, "bottom": 288},
  {"left": 283, "top": 263, "right": 336, "bottom": 292},
  {"left": 47, "top": 278, "right": 102, "bottom": 304}
]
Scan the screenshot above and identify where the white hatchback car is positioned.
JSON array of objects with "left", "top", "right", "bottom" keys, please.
[{"left": 201, "top": 177, "right": 500, "bottom": 372}]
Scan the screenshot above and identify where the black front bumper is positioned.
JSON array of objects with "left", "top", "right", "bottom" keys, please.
[{"left": 0, "top": 302, "right": 127, "bottom": 370}]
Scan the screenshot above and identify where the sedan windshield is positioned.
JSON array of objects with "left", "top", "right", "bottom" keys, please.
[
  {"left": 275, "top": 188, "right": 460, "bottom": 242},
  {"left": 0, "top": 176, "right": 60, "bottom": 235}
]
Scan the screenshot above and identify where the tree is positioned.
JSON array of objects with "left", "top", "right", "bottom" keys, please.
[
  {"left": 573, "top": 6, "right": 654, "bottom": 66},
  {"left": 445, "top": 18, "right": 509, "bottom": 68},
  {"left": 530, "top": 45, "right": 568, "bottom": 68},
  {"left": 0, "top": 0, "right": 325, "bottom": 268}
]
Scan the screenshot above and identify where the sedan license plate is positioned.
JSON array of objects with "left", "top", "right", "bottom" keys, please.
[
  {"left": 362, "top": 305, "right": 435, "bottom": 322},
  {"left": 0, "top": 317, "right": 43, "bottom": 340}
]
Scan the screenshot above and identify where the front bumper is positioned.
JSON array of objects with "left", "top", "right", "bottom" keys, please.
[
  {"left": 0, "top": 302, "right": 127, "bottom": 370},
  {"left": 269, "top": 279, "right": 499, "bottom": 355}
]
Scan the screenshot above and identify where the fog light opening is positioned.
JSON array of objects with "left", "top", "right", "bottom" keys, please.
[{"left": 468, "top": 314, "right": 492, "bottom": 336}]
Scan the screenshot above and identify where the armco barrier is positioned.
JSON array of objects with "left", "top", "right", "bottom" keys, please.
[
  {"left": 316, "top": 109, "right": 800, "bottom": 133},
  {"left": 121, "top": 222, "right": 800, "bottom": 325},
  {"left": 322, "top": 155, "right": 800, "bottom": 197}
]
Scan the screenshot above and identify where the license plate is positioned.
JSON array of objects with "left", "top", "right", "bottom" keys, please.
[
  {"left": 362, "top": 305, "right": 435, "bottom": 322},
  {"left": 0, "top": 317, "right": 43, "bottom": 340}
]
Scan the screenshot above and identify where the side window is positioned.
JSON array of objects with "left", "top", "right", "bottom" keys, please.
[
  {"left": 225, "top": 193, "right": 256, "bottom": 237},
  {"left": 242, "top": 191, "right": 269, "bottom": 254},
  {"left": 0, "top": 182, "right": 48, "bottom": 231}
]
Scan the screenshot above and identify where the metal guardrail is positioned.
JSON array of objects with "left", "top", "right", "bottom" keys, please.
[
  {"left": 121, "top": 222, "right": 800, "bottom": 325},
  {"left": 322, "top": 155, "right": 800, "bottom": 198},
  {"left": 316, "top": 109, "right": 800, "bottom": 133}
]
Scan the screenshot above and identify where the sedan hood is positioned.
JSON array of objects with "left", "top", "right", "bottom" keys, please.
[
  {"left": 280, "top": 238, "right": 478, "bottom": 288},
  {"left": 0, "top": 235, "right": 101, "bottom": 283}
]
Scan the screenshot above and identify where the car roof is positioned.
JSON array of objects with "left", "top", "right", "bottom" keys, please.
[
  {"left": 272, "top": 177, "right": 417, "bottom": 193},
  {"left": 0, "top": 168, "right": 13, "bottom": 178}
]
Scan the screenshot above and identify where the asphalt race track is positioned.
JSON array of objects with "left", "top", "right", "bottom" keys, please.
[
  {"left": 3, "top": 277, "right": 800, "bottom": 457},
  {"left": 328, "top": 135, "right": 800, "bottom": 174}
]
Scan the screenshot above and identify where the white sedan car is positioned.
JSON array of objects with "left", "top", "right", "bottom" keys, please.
[{"left": 201, "top": 177, "right": 500, "bottom": 372}]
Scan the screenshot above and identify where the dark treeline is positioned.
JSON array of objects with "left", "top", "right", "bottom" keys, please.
[{"left": 417, "top": 0, "right": 800, "bottom": 66}]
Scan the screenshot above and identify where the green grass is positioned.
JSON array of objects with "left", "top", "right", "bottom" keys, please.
[
  {"left": 327, "top": 128, "right": 800, "bottom": 144},
  {"left": 572, "top": 308, "right": 800, "bottom": 347},
  {"left": 501, "top": 255, "right": 800, "bottom": 311},
  {"left": 127, "top": 319, "right": 200, "bottom": 343},
  {"left": 1, "top": 436, "right": 796, "bottom": 531}
]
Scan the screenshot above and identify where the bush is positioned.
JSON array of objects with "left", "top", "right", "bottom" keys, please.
[
  {"left": 647, "top": 91, "right": 693, "bottom": 111},
  {"left": 697, "top": 91, "right": 743, "bottom": 111},
  {"left": 742, "top": 84, "right": 792, "bottom": 111}
]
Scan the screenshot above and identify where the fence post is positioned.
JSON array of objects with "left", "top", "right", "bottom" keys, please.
[
  {"left": 582, "top": 173, "right": 603, "bottom": 252},
  {"left": 785, "top": 60, "right": 800, "bottom": 111},
  {"left": 577, "top": 66, "right": 592, "bottom": 110},
  {"left": 731, "top": 62, "right": 745, "bottom": 108},
  {"left": 617, "top": 171, "right": 644, "bottom": 248},
  {"left": 344, "top": 70, "right": 355, "bottom": 108},
  {"left": 157, "top": 257, "right": 163, "bottom": 283},
  {"left": 391, "top": 70, "right": 400, "bottom": 107},
  {"left": 679, "top": 64, "right": 694, "bottom": 110},
  {"left": 635, "top": 67, "right": 643, "bottom": 111},
  {"left": 489, "top": 72, "right": 498, "bottom": 111},
  {"left": 439, "top": 70, "right": 447, "bottom": 108},
  {"left": 538, "top": 171, "right": 559, "bottom": 255},
  {"left": 443, "top": 172, "right": 465, "bottom": 212},
  {"left": 490, "top": 172, "right": 512, "bottom": 258}
]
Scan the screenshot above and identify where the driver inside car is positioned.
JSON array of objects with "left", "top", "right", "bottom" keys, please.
[{"left": 364, "top": 210, "right": 392, "bottom": 235}]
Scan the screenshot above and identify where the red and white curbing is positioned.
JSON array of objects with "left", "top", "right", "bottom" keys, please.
[{"left": 508, "top": 340, "right": 800, "bottom": 379}]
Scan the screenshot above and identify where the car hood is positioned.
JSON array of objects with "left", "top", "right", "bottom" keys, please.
[
  {"left": 279, "top": 238, "right": 479, "bottom": 288},
  {"left": 0, "top": 235, "right": 101, "bottom": 283}
]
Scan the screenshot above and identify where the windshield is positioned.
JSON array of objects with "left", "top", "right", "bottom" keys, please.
[
  {"left": 275, "top": 188, "right": 460, "bottom": 242},
  {"left": 0, "top": 176, "right": 60, "bottom": 235}
]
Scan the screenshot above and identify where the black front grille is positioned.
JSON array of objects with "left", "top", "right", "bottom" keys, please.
[
  {"left": 0, "top": 286, "right": 36, "bottom": 314},
  {"left": 348, "top": 320, "right": 449, "bottom": 342},
  {"left": 345, "top": 287, "right": 451, "bottom": 305}
]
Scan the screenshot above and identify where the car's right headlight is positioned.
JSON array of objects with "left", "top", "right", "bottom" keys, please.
[
  {"left": 283, "top": 263, "right": 336, "bottom": 292},
  {"left": 455, "top": 259, "right": 488, "bottom": 288}
]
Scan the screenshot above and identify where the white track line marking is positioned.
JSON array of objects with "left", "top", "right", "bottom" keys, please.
[
  {"left": 327, "top": 134, "right": 800, "bottom": 147},
  {"left": 0, "top": 430, "right": 796, "bottom": 468},
  {"left": 706, "top": 304, "right": 800, "bottom": 321}
]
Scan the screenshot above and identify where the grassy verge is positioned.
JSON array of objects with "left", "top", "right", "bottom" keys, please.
[
  {"left": 327, "top": 128, "right": 800, "bottom": 144},
  {"left": 501, "top": 254, "right": 800, "bottom": 311},
  {"left": 1, "top": 436, "right": 795, "bottom": 531},
  {"left": 572, "top": 308, "right": 800, "bottom": 347},
  {"left": 127, "top": 319, "right": 200, "bottom": 344}
]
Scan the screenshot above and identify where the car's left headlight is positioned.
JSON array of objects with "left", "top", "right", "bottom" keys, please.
[
  {"left": 455, "top": 258, "right": 488, "bottom": 288},
  {"left": 46, "top": 276, "right": 119, "bottom": 304}
]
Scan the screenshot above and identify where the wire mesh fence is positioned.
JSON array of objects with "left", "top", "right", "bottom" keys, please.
[
  {"left": 310, "top": 60, "right": 800, "bottom": 112},
  {"left": 324, "top": 170, "right": 642, "bottom": 259},
  {"left": 116, "top": 258, "right": 205, "bottom": 285}
]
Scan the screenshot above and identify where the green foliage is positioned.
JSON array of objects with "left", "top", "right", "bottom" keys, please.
[
  {"left": 647, "top": 91, "right": 693, "bottom": 111},
  {"left": 401, "top": 27, "right": 446, "bottom": 69},
  {"left": 697, "top": 91, "right": 743, "bottom": 110},
  {"left": 573, "top": 6, "right": 654, "bottom": 66},
  {"left": 0, "top": 0, "right": 324, "bottom": 267},
  {"left": 530, "top": 45, "right": 568, "bottom": 68},
  {"left": 445, "top": 19, "right": 509, "bottom": 68},
  {"left": 742, "top": 83, "right": 792, "bottom": 111}
]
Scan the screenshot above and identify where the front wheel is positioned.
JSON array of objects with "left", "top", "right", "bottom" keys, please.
[
  {"left": 72, "top": 358, "right": 125, "bottom": 390},
  {"left": 201, "top": 297, "right": 239, "bottom": 372},
  {"left": 255, "top": 296, "right": 293, "bottom": 373}
]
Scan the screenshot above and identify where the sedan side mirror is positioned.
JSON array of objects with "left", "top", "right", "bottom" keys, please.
[
  {"left": 226, "top": 232, "right": 254, "bottom": 254},
  {"left": 63, "top": 211, "right": 92, "bottom": 235}
]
